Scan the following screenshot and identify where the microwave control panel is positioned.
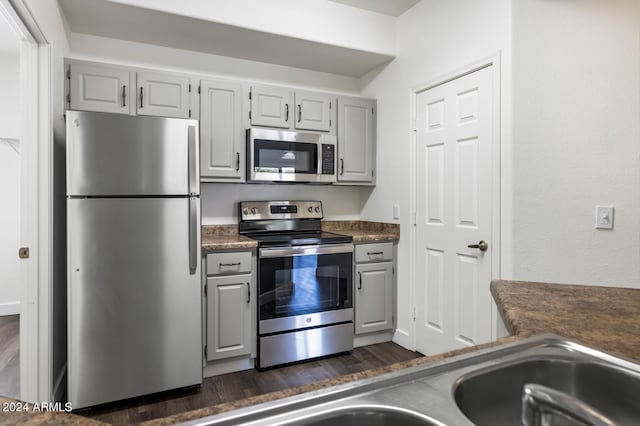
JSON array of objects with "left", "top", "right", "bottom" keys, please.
[{"left": 321, "top": 144, "right": 335, "bottom": 175}]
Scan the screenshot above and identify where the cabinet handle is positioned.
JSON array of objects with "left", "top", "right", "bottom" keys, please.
[
  {"left": 367, "top": 251, "right": 384, "bottom": 256},
  {"left": 340, "top": 158, "right": 344, "bottom": 175},
  {"left": 140, "top": 87, "right": 143, "bottom": 108},
  {"left": 246, "top": 283, "right": 251, "bottom": 303},
  {"left": 219, "top": 262, "right": 241, "bottom": 267},
  {"left": 285, "top": 104, "right": 289, "bottom": 122},
  {"left": 235, "top": 152, "right": 240, "bottom": 171},
  {"left": 357, "top": 271, "right": 362, "bottom": 290},
  {"left": 297, "top": 104, "right": 301, "bottom": 122},
  {"left": 122, "top": 85, "right": 126, "bottom": 107}
]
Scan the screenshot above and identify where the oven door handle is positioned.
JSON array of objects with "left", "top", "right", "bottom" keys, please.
[{"left": 260, "top": 243, "right": 354, "bottom": 258}]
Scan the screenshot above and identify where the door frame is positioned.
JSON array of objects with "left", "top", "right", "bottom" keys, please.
[
  {"left": 408, "top": 52, "right": 502, "bottom": 351},
  {"left": 0, "top": 0, "right": 53, "bottom": 402}
]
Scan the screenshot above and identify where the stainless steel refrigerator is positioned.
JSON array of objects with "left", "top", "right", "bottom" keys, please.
[{"left": 66, "top": 110, "right": 202, "bottom": 409}]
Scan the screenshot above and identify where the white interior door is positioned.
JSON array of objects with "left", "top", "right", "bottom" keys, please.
[{"left": 415, "top": 65, "right": 495, "bottom": 355}]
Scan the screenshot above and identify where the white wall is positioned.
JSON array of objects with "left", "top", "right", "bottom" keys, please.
[
  {"left": 358, "top": 0, "right": 512, "bottom": 347},
  {"left": 201, "top": 184, "right": 372, "bottom": 224},
  {"left": 105, "top": 0, "right": 396, "bottom": 55},
  {"left": 0, "top": 51, "right": 21, "bottom": 315},
  {"left": 510, "top": 0, "right": 640, "bottom": 287}
]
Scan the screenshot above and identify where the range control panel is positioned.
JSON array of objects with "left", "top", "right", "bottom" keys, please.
[{"left": 240, "top": 200, "right": 323, "bottom": 221}]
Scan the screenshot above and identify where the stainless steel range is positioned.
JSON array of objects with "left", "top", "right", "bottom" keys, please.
[{"left": 239, "top": 200, "right": 354, "bottom": 368}]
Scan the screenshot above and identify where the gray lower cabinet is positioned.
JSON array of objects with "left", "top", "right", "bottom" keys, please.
[
  {"left": 200, "top": 79, "right": 246, "bottom": 181},
  {"left": 205, "top": 251, "right": 255, "bottom": 362},
  {"left": 354, "top": 242, "right": 394, "bottom": 335},
  {"left": 206, "top": 274, "right": 252, "bottom": 361}
]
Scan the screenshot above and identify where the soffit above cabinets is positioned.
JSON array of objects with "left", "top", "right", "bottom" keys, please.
[
  {"left": 328, "top": 0, "right": 420, "bottom": 17},
  {"left": 58, "top": 0, "right": 397, "bottom": 77}
]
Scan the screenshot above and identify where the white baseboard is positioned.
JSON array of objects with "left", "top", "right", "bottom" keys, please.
[
  {"left": 354, "top": 330, "right": 394, "bottom": 348},
  {"left": 0, "top": 302, "right": 20, "bottom": 316},
  {"left": 203, "top": 357, "right": 255, "bottom": 378},
  {"left": 52, "top": 363, "right": 67, "bottom": 402}
]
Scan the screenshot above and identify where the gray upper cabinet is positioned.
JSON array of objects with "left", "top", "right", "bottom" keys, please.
[
  {"left": 69, "top": 62, "right": 133, "bottom": 115},
  {"left": 200, "top": 79, "right": 246, "bottom": 181},
  {"left": 250, "top": 85, "right": 293, "bottom": 129},
  {"left": 294, "top": 91, "right": 335, "bottom": 132},
  {"left": 136, "top": 71, "right": 191, "bottom": 118},
  {"left": 337, "top": 96, "right": 376, "bottom": 185},
  {"left": 250, "top": 85, "right": 335, "bottom": 133},
  {"left": 68, "top": 61, "right": 191, "bottom": 119}
]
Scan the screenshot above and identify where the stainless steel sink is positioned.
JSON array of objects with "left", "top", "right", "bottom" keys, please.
[
  {"left": 286, "top": 405, "right": 442, "bottom": 426},
  {"left": 454, "top": 358, "right": 640, "bottom": 425},
  {"left": 182, "top": 336, "right": 640, "bottom": 426}
]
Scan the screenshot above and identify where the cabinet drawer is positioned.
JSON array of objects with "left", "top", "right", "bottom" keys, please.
[
  {"left": 206, "top": 252, "right": 252, "bottom": 275},
  {"left": 355, "top": 242, "right": 393, "bottom": 263}
]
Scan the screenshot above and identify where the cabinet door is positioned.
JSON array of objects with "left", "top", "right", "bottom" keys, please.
[
  {"left": 250, "top": 86, "right": 293, "bottom": 129},
  {"left": 69, "top": 63, "right": 132, "bottom": 114},
  {"left": 137, "top": 71, "right": 191, "bottom": 118},
  {"left": 200, "top": 79, "right": 245, "bottom": 181},
  {"left": 355, "top": 262, "right": 393, "bottom": 335},
  {"left": 337, "top": 97, "right": 376, "bottom": 184},
  {"left": 294, "top": 91, "right": 334, "bottom": 132},
  {"left": 206, "top": 274, "right": 252, "bottom": 361}
]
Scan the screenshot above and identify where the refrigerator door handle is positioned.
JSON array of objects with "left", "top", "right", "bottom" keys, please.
[
  {"left": 188, "top": 125, "right": 198, "bottom": 195},
  {"left": 189, "top": 196, "right": 198, "bottom": 273}
]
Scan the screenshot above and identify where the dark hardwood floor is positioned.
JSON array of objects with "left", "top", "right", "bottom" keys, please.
[
  {"left": 82, "top": 342, "right": 421, "bottom": 425},
  {"left": 0, "top": 315, "right": 19, "bottom": 400}
]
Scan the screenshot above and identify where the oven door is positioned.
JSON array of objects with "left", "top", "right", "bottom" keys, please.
[{"left": 258, "top": 244, "right": 353, "bottom": 334}]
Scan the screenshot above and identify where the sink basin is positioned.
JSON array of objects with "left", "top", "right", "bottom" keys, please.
[
  {"left": 454, "top": 358, "right": 640, "bottom": 425},
  {"left": 287, "top": 405, "right": 442, "bottom": 426}
]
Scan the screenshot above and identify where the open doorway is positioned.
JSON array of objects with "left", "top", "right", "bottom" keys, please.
[{"left": 0, "top": 10, "right": 21, "bottom": 399}]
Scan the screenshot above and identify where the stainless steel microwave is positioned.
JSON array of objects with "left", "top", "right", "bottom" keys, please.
[{"left": 247, "top": 128, "right": 337, "bottom": 183}]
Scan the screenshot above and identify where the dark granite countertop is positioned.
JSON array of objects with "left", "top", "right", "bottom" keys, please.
[
  {"left": 201, "top": 221, "right": 400, "bottom": 252},
  {"left": 490, "top": 279, "right": 640, "bottom": 363}
]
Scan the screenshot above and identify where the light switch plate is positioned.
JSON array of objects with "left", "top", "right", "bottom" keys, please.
[
  {"left": 595, "top": 206, "right": 614, "bottom": 230},
  {"left": 393, "top": 204, "right": 400, "bottom": 220}
]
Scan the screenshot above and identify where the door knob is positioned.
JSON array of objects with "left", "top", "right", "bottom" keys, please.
[{"left": 468, "top": 240, "right": 488, "bottom": 252}]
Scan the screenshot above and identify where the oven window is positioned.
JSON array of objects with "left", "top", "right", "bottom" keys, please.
[
  {"left": 254, "top": 139, "right": 317, "bottom": 174},
  {"left": 259, "top": 252, "right": 352, "bottom": 320}
]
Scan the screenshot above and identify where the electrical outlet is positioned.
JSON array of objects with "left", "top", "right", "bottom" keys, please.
[{"left": 595, "top": 206, "right": 614, "bottom": 230}]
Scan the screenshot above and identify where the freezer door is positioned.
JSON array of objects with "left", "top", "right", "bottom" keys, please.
[
  {"left": 66, "top": 110, "right": 200, "bottom": 196},
  {"left": 67, "top": 197, "right": 202, "bottom": 409}
]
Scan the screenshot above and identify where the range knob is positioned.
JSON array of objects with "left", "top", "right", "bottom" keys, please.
[
  {"left": 314, "top": 206, "right": 321, "bottom": 213},
  {"left": 308, "top": 206, "right": 314, "bottom": 213},
  {"left": 251, "top": 207, "right": 258, "bottom": 214},
  {"left": 242, "top": 207, "right": 249, "bottom": 215}
]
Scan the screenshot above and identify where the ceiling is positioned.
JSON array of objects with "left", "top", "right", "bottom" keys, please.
[
  {"left": 0, "top": 14, "right": 19, "bottom": 57},
  {"left": 59, "top": 0, "right": 397, "bottom": 77},
  {"left": 328, "top": 0, "right": 420, "bottom": 17}
]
